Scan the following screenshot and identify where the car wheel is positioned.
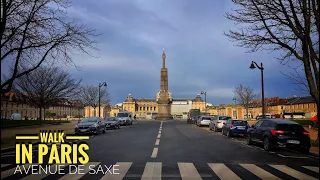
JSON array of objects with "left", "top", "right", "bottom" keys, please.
[
  {"left": 227, "top": 130, "right": 231, "bottom": 138},
  {"left": 263, "top": 137, "right": 272, "bottom": 151},
  {"left": 246, "top": 134, "right": 252, "bottom": 145}
]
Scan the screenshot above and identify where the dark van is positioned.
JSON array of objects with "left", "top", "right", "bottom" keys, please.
[{"left": 187, "top": 109, "right": 201, "bottom": 124}]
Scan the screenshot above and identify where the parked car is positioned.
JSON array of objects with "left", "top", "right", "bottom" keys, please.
[
  {"left": 197, "top": 116, "right": 212, "bottom": 127},
  {"left": 104, "top": 117, "right": 120, "bottom": 130},
  {"left": 187, "top": 109, "right": 201, "bottom": 124},
  {"left": 75, "top": 117, "right": 106, "bottom": 135},
  {"left": 117, "top": 111, "right": 133, "bottom": 126},
  {"left": 246, "top": 119, "right": 310, "bottom": 153},
  {"left": 209, "top": 116, "right": 232, "bottom": 132},
  {"left": 193, "top": 115, "right": 202, "bottom": 124},
  {"left": 222, "top": 119, "right": 249, "bottom": 138}
]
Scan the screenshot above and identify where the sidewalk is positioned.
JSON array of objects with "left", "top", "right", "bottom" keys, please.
[{"left": 305, "top": 127, "right": 319, "bottom": 156}]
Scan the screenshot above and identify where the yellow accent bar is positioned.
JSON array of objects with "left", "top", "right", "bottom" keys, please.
[
  {"left": 65, "top": 136, "right": 89, "bottom": 140},
  {"left": 16, "top": 136, "right": 39, "bottom": 140}
]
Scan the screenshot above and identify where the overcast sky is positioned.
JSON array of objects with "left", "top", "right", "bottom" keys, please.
[{"left": 3, "top": 0, "right": 309, "bottom": 105}]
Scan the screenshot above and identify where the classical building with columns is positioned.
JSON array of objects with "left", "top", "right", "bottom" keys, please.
[{"left": 110, "top": 93, "right": 207, "bottom": 119}]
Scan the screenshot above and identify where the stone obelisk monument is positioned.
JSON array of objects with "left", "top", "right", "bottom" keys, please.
[{"left": 155, "top": 49, "right": 173, "bottom": 120}]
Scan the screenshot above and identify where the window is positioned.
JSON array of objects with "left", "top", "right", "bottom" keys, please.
[
  {"left": 233, "top": 110, "right": 236, "bottom": 117},
  {"left": 254, "top": 120, "right": 263, "bottom": 128},
  {"left": 260, "top": 121, "right": 269, "bottom": 127}
]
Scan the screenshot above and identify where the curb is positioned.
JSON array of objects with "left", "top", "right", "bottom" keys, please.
[{"left": 308, "top": 152, "right": 319, "bottom": 159}]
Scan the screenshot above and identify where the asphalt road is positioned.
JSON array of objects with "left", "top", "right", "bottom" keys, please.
[{"left": 1, "top": 120, "right": 319, "bottom": 180}]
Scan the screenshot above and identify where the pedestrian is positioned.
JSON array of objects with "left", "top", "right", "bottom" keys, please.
[{"left": 134, "top": 114, "right": 136, "bottom": 120}]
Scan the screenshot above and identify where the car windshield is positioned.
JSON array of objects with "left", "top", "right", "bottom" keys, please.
[
  {"left": 202, "top": 117, "right": 211, "bottom": 120},
  {"left": 220, "top": 116, "right": 232, "bottom": 120},
  {"left": 106, "top": 117, "right": 116, "bottom": 121},
  {"left": 277, "top": 124, "right": 304, "bottom": 131},
  {"left": 80, "top": 118, "right": 98, "bottom": 123},
  {"left": 117, "top": 113, "right": 128, "bottom": 117},
  {"left": 232, "top": 120, "right": 248, "bottom": 125}
]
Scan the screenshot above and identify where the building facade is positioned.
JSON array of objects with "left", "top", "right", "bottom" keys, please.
[
  {"left": 108, "top": 94, "right": 207, "bottom": 119},
  {"left": 1, "top": 92, "right": 85, "bottom": 119}
]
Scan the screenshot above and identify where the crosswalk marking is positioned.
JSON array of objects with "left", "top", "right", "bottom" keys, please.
[
  {"left": 302, "top": 166, "right": 319, "bottom": 173},
  {"left": 208, "top": 163, "right": 241, "bottom": 180},
  {"left": 157, "top": 134, "right": 161, "bottom": 138},
  {"left": 270, "top": 165, "right": 318, "bottom": 180},
  {"left": 0, "top": 163, "right": 318, "bottom": 179},
  {"left": 58, "top": 162, "right": 99, "bottom": 180},
  {"left": 240, "top": 164, "right": 280, "bottom": 180},
  {"left": 1, "top": 164, "right": 10, "bottom": 168},
  {"left": 141, "top": 162, "right": 162, "bottom": 180},
  {"left": 155, "top": 139, "right": 160, "bottom": 145},
  {"left": 178, "top": 162, "right": 202, "bottom": 180},
  {"left": 1, "top": 164, "right": 32, "bottom": 179},
  {"left": 22, "top": 164, "right": 67, "bottom": 180},
  {"left": 100, "top": 162, "right": 132, "bottom": 180}
]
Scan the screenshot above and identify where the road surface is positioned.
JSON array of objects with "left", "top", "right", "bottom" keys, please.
[{"left": 1, "top": 120, "right": 319, "bottom": 179}]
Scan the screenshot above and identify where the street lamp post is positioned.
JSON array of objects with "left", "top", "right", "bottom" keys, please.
[
  {"left": 201, "top": 91, "right": 207, "bottom": 113},
  {"left": 98, "top": 81, "right": 107, "bottom": 118},
  {"left": 249, "top": 61, "right": 265, "bottom": 118},
  {"left": 233, "top": 98, "right": 237, "bottom": 119}
]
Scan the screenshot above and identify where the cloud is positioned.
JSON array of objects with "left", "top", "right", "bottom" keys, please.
[{"left": 1, "top": 0, "right": 305, "bottom": 106}]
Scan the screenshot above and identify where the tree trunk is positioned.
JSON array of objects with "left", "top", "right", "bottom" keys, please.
[
  {"left": 246, "top": 107, "right": 249, "bottom": 119},
  {"left": 39, "top": 107, "right": 42, "bottom": 124}
]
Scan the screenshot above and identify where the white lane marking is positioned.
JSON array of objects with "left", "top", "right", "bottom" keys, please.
[
  {"left": 141, "top": 162, "right": 162, "bottom": 180},
  {"left": 151, "top": 148, "right": 158, "bottom": 158},
  {"left": 302, "top": 166, "right": 319, "bottom": 173},
  {"left": 277, "top": 154, "right": 308, "bottom": 158},
  {"left": 155, "top": 139, "right": 160, "bottom": 146},
  {"left": 1, "top": 164, "right": 11, "bottom": 168},
  {"left": 22, "top": 164, "right": 67, "bottom": 180},
  {"left": 240, "top": 164, "right": 281, "bottom": 180},
  {"left": 270, "top": 165, "right": 318, "bottom": 180},
  {"left": 178, "top": 162, "right": 202, "bottom": 180},
  {"left": 100, "top": 162, "right": 132, "bottom": 180},
  {"left": 157, "top": 134, "right": 161, "bottom": 138},
  {"left": 208, "top": 163, "right": 241, "bottom": 180},
  {"left": 158, "top": 130, "right": 161, "bottom": 134},
  {"left": 1, "top": 164, "right": 32, "bottom": 179},
  {"left": 58, "top": 162, "right": 99, "bottom": 180}
]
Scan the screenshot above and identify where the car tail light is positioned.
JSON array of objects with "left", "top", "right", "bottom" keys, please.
[
  {"left": 303, "top": 131, "right": 309, "bottom": 136},
  {"left": 270, "top": 129, "right": 284, "bottom": 136},
  {"left": 217, "top": 122, "right": 221, "bottom": 124},
  {"left": 230, "top": 125, "right": 235, "bottom": 129}
]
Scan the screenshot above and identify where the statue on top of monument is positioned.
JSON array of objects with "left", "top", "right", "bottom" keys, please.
[{"left": 162, "top": 48, "right": 166, "bottom": 68}]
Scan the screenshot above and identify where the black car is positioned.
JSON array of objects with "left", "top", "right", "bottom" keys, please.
[
  {"left": 187, "top": 109, "right": 201, "bottom": 124},
  {"left": 246, "top": 119, "right": 310, "bottom": 154},
  {"left": 75, "top": 117, "right": 106, "bottom": 135},
  {"left": 104, "top": 117, "right": 120, "bottom": 130}
]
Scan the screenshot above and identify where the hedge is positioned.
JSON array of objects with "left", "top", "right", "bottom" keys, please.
[{"left": 0, "top": 119, "right": 71, "bottom": 129}]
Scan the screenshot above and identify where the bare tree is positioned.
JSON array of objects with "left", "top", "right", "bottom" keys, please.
[
  {"left": 13, "top": 65, "right": 81, "bottom": 122},
  {"left": 234, "top": 84, "right": 258, "bottom": 119},
  {"left": 225, "top": 0, "right": 319, "bottom": 142},
  {"left": 80, "top": 85, "right": 110, "bottom": 117},
  {"left": 1, "top": 0, "right": 99, "bottom": 94}
]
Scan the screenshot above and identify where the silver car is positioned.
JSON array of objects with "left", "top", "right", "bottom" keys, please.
[
  {"left": 197, "top": 116, "right": 212, "bottom": 127},
  {"left": 209, "top": 116, "right": 232, "bottom": 132},
  {"left": 75, "top": 117, "right": 106, "bottom": 135}
]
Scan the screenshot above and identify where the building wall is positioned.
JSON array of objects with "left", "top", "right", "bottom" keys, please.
[
  {"left": 171, "top": 100, "right": 192, "bottom": 115},
  {"left": 84, "top": 106, "right": 108, "bottom": 118},
  {"left": 1, "top": 100, "right": 84, "bottom": 119},
  {"left": 192, "top": 102, "right": 206, "bottom": 112},
  {"left": 134, "top": 101, "right": 158, "bottom": 117}
]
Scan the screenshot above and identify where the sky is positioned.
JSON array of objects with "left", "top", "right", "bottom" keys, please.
[{"left": 2, "top": 0, "right": 309, "bottom": 105}]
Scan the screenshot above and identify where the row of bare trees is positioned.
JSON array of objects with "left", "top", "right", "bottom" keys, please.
[
  {"left": 12, "top": 65, "right": 110, "bottom": 121},
  {"left": 225, "top": 0, "right": 319, "bottom": 141},
  {"left": 233, "top": 84, "right": 259, "bottom": 119}
]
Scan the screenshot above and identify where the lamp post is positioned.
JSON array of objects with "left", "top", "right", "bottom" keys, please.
[
  {"left": 98, "top": 81, "right": 107, "bottom": 117},
  {"left": 249, "top": 61, "right": 265, "bottom": 118},
  {"left": 233, "top": 98, "right": 237, "bottom": 119},
  {"left": 201, "top": 91, "right": 207, "bottom": 113}
]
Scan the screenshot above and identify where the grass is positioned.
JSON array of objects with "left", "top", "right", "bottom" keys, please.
[
  {"left": 1, "top": 121, "right": 77, "bottom": 149},
  {"left": 0, "top": 119, "right": 71, "bottom": 129}
]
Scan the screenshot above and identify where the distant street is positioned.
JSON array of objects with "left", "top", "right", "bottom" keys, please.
[{"left": 1, "top": 120, "right": 319, "bottom": 179}]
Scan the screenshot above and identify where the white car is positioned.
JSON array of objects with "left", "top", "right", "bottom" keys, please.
[{"left": 197, "top": 116, "right": 212, "bottom": 127}]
